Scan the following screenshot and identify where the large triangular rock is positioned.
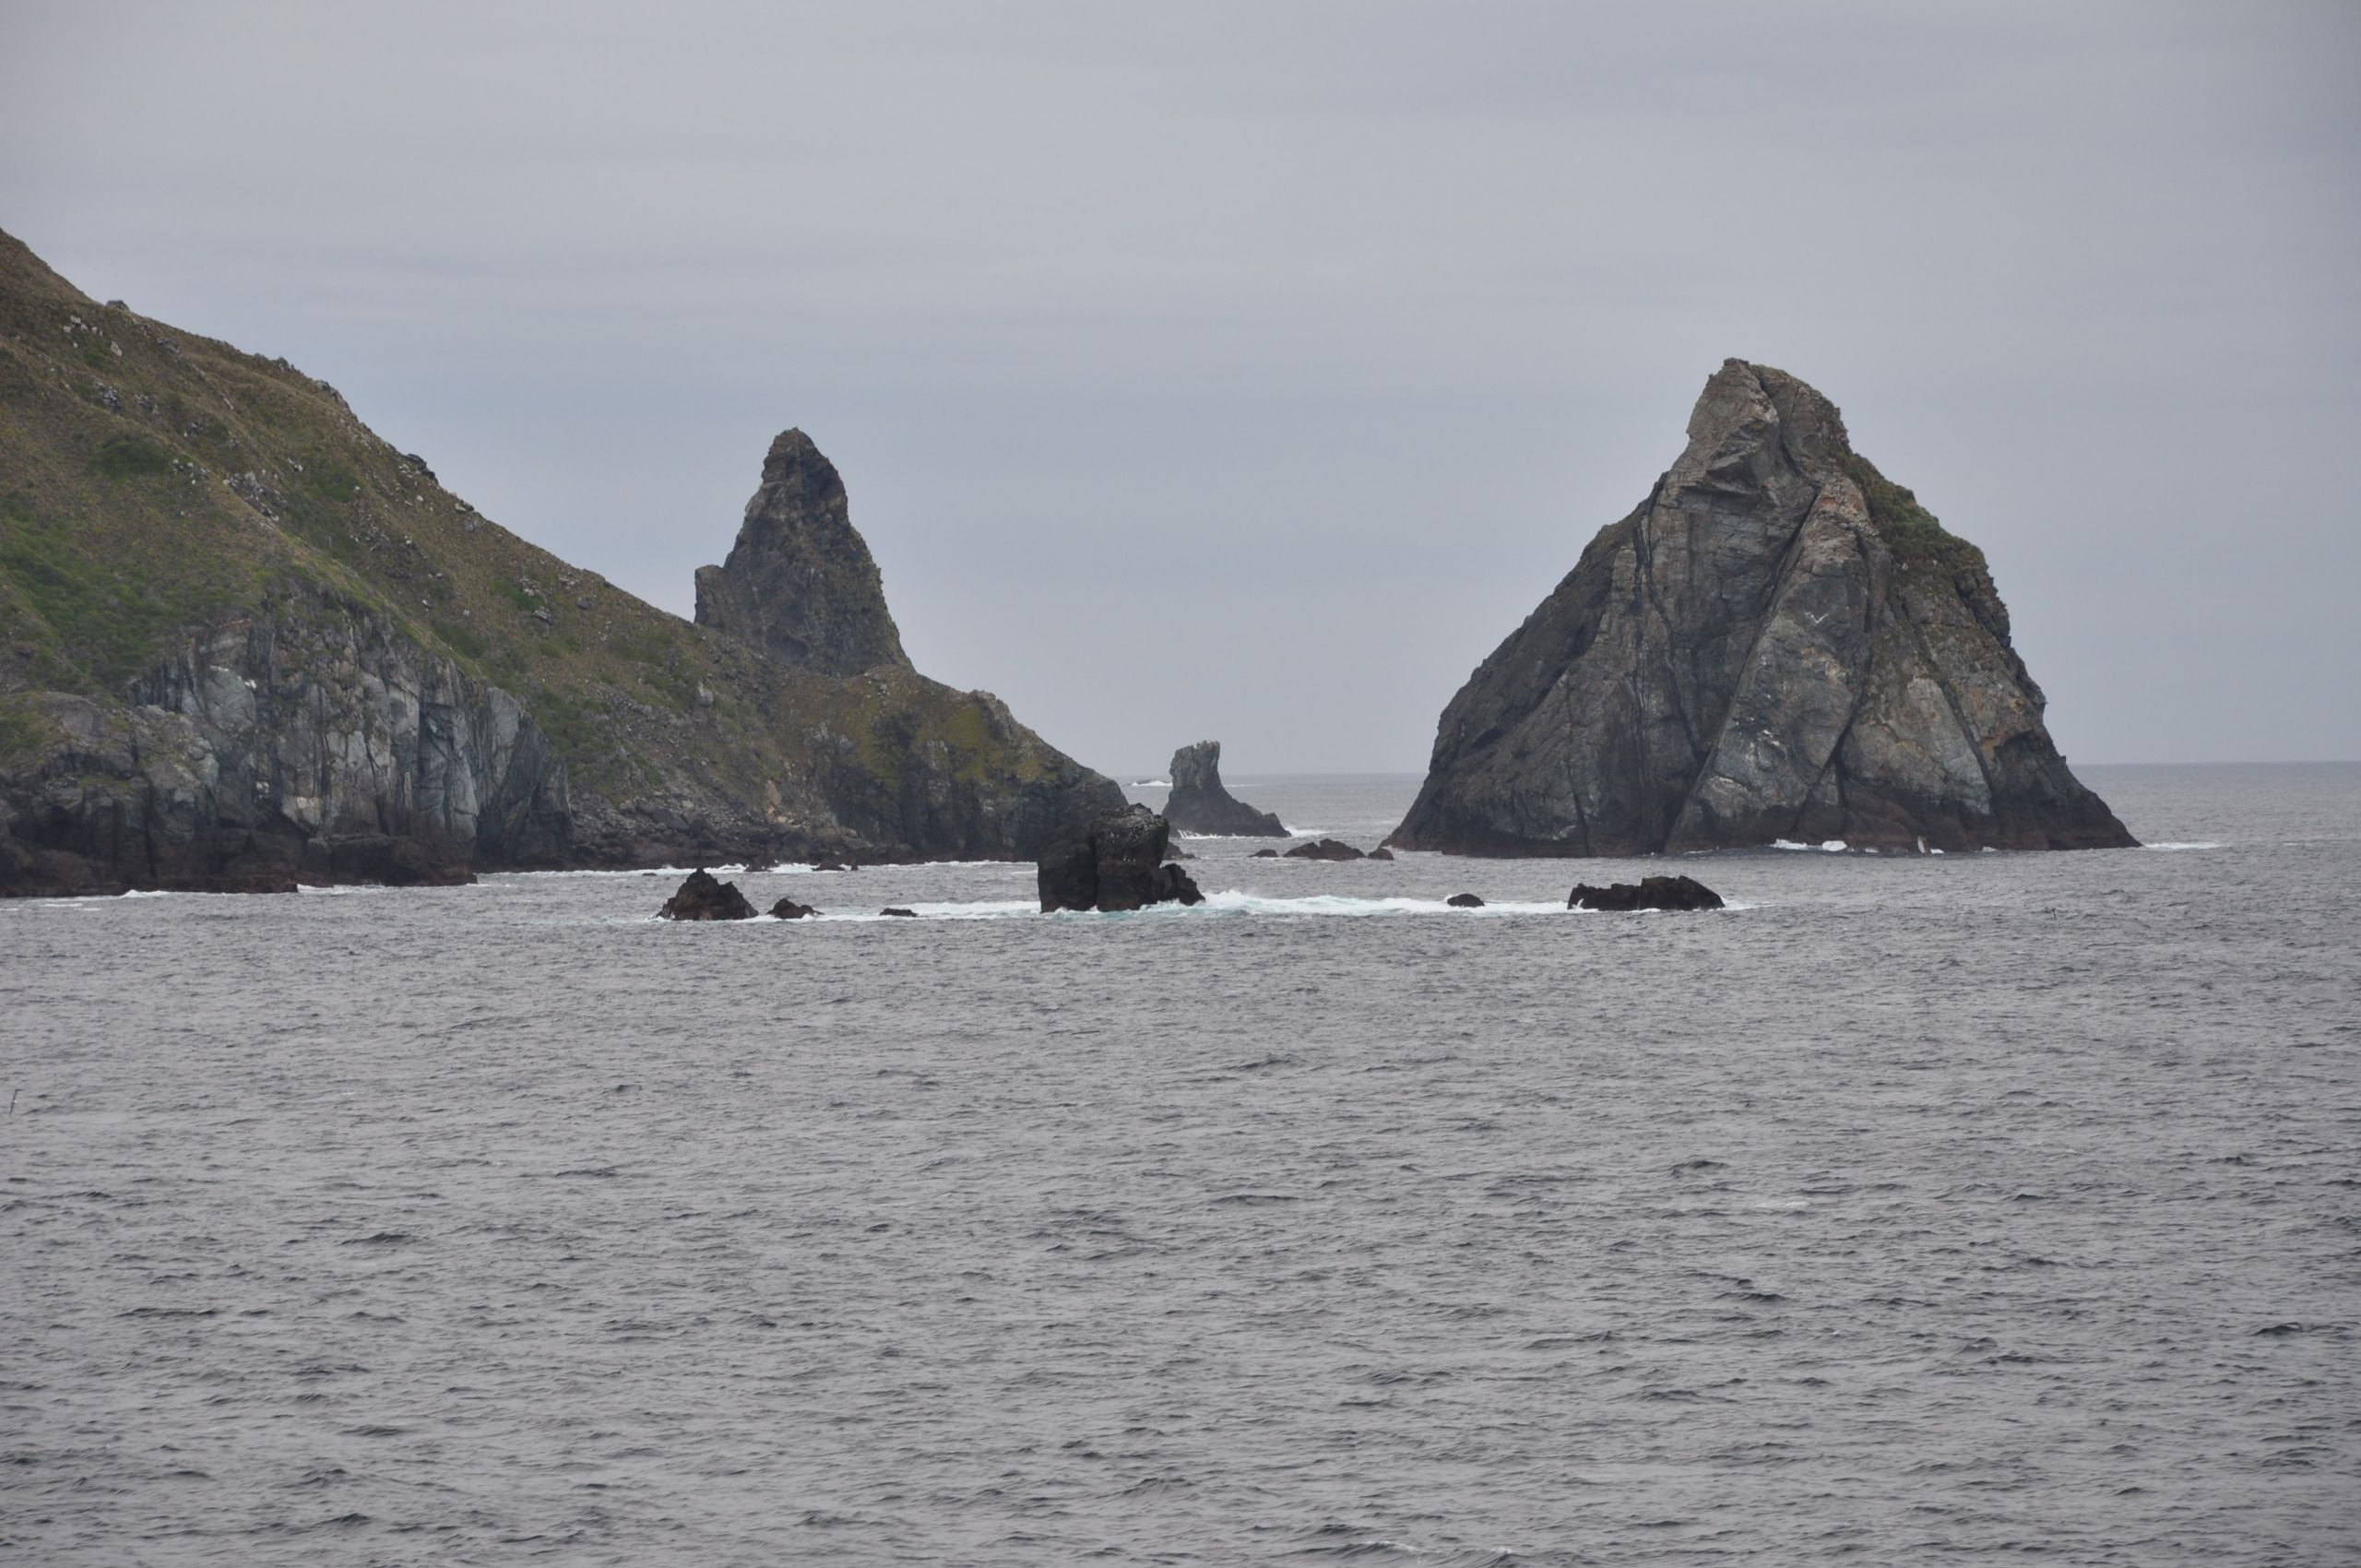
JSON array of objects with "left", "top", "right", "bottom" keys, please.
[
  {"left": 1388, "top": 360, "right": 2135, "bottom": 856},
  {"left": 694, "top": 429, "right": 911, "bottom": 676}
]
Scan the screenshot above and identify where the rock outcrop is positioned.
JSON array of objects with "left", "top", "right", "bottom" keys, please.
[
  {"left": 1388, "top": 360, "right": 2135, "bottom": 856},
  {"left": 1569, "top": 875, "right": 1725, "bottom": 912},
  {"left": 768, "top": 897, "right": 818, "bottom": 919},
  {"left": 1284, "top": 838, "right": 1366, "bottom": 861},
  {"left": 1446, "top": 893, "right": 1485, "bottom": 908},
  {"left": 694, "top": 429, "right": 911, "bottom": 677},
  {"left": 1038, "top": 805, "right": 1204, "bottom": 911},
  {"left": 1162, "top": 741, "right": 1286, "bottom": 836},
  {"left": 659, "top": 868, "right": 756, "bottom": 921}
]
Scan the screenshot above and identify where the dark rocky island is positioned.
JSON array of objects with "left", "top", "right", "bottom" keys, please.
[
  {"left": 1038, "top": 805, "right": 1204, "bottom": 912},
  {"left": 1161, "top": 741, "right": 1285, "bottom": 837},
  {"left": 1387, "top": 360, "right": 2134, "bottom": 857},
  {"left": 1569, "top": 875, "right": 1725, "bottom": 912},
  {"left": 0, "top": 230, "right": 1121, "bottom": 896},
  {"left": 659, "top": 868, "right": 756, "bottom": 921},
  {"left": 1284, "top": 838, "right": 1366, "bottom": 861}
]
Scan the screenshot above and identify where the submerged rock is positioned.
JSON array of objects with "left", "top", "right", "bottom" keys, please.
[
  {"left": 1447, "top": 893, "right": 1485, "bottom": 908},
  {"left": 1162, "top": 741, "right": 1286, "bottom": 836},
  {"left": 879, "top": 907, "right": 918, "bottom": 918},
  {"left": 1252, "top": 848, "right": 1280, "bottom": 859},
  {"left": 1367, "top": 847, "right": 1394, "bottom": 861},
  {"left": 1568, "top": 875, "right": 1725, "bottom": 912},
  {"left": 1389, "top": 360, "right": 2135, "bottom": 856},
  {"left": 768, "top": 897, "right": 818, "bottom": 919},
  {"left": 1038, "top": 805, "right": 1204, "bottom": 911},
  {"left": 660, "top": 868, "right": 757, "bottom": 921},
  {"left": 1284, "top": 838, "right": 1366, "bottom": 861}
]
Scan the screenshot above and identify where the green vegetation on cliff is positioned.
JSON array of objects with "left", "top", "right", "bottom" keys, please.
[{"left": 0, "top": 228, "right": 1115, "bottom": 870}]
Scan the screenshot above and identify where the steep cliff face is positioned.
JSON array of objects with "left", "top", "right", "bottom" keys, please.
[
  {"left": 1389, "top": 360, "right": 2133, "bottom": 856},
  {"left": 0, "top": 227, "right": 1117, "bottom": 892},
  {"left": 694, "top": 430, "right": 909, "bottom": 677},
  {"left": 1, "top": 591, "right": 569, "bottom": 894},
  {"left": 1163, "top": 740, "right": 1286, "bottom": 836}
]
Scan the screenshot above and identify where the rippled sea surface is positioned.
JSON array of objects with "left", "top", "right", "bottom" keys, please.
[{"left": 5, "top": 764, "right": 2357, "bottom": 1565}]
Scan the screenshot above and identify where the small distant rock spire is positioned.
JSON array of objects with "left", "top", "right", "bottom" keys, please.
[{"left": 1164, "top": 740, "right": 1287, "bottom": 837}]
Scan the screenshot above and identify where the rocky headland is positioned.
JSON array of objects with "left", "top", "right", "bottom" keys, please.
[
  {"left": 0, "top": 229, "right": 1121, "bottom": 895},
  {"left": 1388, "top": 360, "right": 2135, "bottom": 856},
  {"left": 1161, "top": 741, "right": 1285, "bottom": 837}
]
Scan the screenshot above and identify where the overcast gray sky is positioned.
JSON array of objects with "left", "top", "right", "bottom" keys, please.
[{"left": 6, "top": 1, "right": 2355, "bottom": 775}]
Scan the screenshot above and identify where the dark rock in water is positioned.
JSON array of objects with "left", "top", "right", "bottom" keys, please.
[
  {"left": 1389, "top": 360, "right": 2136, "bottom": 856},
  {"left": 1038, "top": 805, "right": 1203, "bottom": 911},
  {"left": 879, "top": 907, "right": 918, "bottom": 918},
  {"left": 813, "top": 861, "right": 852, "bottom": 873},
  {"left": 1252, "top": 848, "right": 1280, "bottom": 859},
  {"left": 1163, "top": 741, "right": 1286, "bottom": 837},
  {"left": 1284, "top": 838, "right": 1366, "bottom": 861},
  {"left": 660, "top": 868, "right": 756, "bottom": 921},
  {"left": 1446, "top": 893, "right": 1486, "bottom": 908},
  {"left": 694, "top": 429, "right": 912, "bottom": 678},
  {"left": 768, "top": 897, "right": 818, "bottom": 919},
  {"left": 1367, "top": 847, "right": 1394, "bottom": 861},
  {"left": 1153, "top": 862, "right": 1206, "bottom": 907},
  {"left": 1568, "top": 874, "right": 1725, "bottom": 912}
]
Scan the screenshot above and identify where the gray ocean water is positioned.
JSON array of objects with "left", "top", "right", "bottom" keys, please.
[{"left": 4, "top": 763, "right": 2357, "bottom": 1566}]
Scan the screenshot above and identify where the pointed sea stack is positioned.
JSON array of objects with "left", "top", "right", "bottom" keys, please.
[
  {"left": 1163, "top": 741, "right": 1286, "bottom": 836},
  {"left": 694, "top": 430, "right": 912, "bottom": 677},
  {"left": 1388, "top": 361, "right": 2135, "bottom": 856}
]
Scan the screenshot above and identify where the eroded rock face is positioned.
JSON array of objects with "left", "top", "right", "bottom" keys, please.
[
  {"left": 1163, "top": 741, "right": 1286, "bottom": 836},
  {"left": 1038, "top": 805, "right": 1203, "bottom": 911},
  {"left": 1568, "top": 875, "right": 1724, "bottom": 912},
  {"left": 694, "top": 429, "right": 911, "bottom": 677},
  {"left": 660, "top": 868, "right": 756, "bottom": 921},
  {"left": 0, "top": 600, "right": 568, "bottom": 897},
  {"left": 1387, "top": 361, "right": 2135, "bottom": 856}
]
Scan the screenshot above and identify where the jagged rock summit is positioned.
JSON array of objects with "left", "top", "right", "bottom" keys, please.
[
  {"left": 1390, "top": 360, "right": 2134, "bottom": 856},
  {"left": 694, "top": 429, "right": 910, "bottom": 677},
  {"left": 1163, "top": 740, "right": 1286, "bottom": 836}
]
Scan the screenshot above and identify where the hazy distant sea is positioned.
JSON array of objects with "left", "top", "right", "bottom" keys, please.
[{"left": 4, "top": 764, "right": 2355, "bottom": 1565}]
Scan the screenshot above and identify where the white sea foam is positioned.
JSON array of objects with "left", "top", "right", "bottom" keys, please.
[
  {"left": 1131, "top": 778, "right": 1171, "bottom": 789},
  {"left": 2142, "top": 841, "right": 2225, "bottom": 851},
  {"left": 1768, "top": 838, "right": 1848, "bottom": 852}
]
